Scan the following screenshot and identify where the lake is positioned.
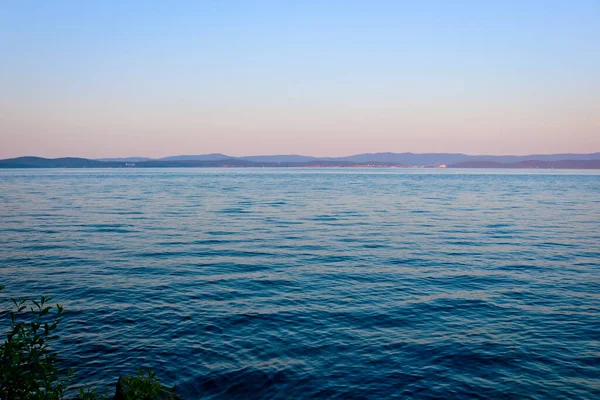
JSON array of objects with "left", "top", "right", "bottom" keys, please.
[{"left": 1, "top": 168, "right": 599, "bottom": 399}]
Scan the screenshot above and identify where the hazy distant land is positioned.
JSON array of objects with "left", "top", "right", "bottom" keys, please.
[{"left": 1, "top": 152, "right": 600, "bottom": 169}]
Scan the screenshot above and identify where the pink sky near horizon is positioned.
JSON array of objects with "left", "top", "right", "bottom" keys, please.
[
  {"left": 1, "top": 93, "right": 599, "bottom": 159},
  {"left": 1, "top": 2, "right": 599, "bottom": 159}
]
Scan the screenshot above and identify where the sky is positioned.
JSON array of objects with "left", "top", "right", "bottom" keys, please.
[{"left": 1, "top": 0, "right": 599, "bottom": 158}]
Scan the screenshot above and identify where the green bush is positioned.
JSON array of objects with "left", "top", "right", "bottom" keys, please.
[
  {"left": 115, "top": 369, "right": 180, "bottom": 400},
  {"left": 1, "top": 285, "right": 179, "bottom": 400},
  {"left": 77, "top": 385, "right": 109, "bottom": 400},
  {"left": 0, "top": 284, "right": 71, "bottom": 400}
]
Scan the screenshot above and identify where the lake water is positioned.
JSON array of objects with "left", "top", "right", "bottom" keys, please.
[{"left": 1, "top": 168, "right": 599, "bottom": 399}]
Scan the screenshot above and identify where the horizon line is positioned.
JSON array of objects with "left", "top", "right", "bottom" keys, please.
[{"left": 4, "top": 150, "right": 600, "bottom": 161}]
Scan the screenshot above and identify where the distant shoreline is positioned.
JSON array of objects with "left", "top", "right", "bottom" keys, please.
[{"left": 1, "top": 156, "right": 600, "bottom": 169}]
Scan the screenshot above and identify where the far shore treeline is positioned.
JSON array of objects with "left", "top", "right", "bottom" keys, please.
[{"left": 1, "top": 153, "right": 600, "bottom": 169}]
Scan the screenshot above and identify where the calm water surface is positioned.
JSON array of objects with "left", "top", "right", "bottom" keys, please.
[{"left": 1, "top": 168, "right": 599, "bottom": 399}]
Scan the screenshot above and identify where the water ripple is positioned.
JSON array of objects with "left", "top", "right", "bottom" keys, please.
[{"left": 1, "top": 168, "right": 599, "bottom": 399}]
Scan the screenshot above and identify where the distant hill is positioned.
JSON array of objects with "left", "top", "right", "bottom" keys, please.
[
  {"left": 0, "top": 157, "right": 248, "bottom": 168},
  {"left": 1, "top": 153, "right": 600, "bottom": 169},
  {"left": 328, "top": 152, "right": 600, "bottom": 165},
  {"left": 138, "top": 159, "right": 258, "bottom": 167},
  {"left": 0, "top": 157, "right": 124, "bottom": 168},
  {"left": 454, "top": 153, "right": 600, "bottom": 163},
  {"left": 0, "top": 157, "right": 401, "bottom": 168},
  {"left": 449, "top": 160, "right": 600, "bottom": 169},
  {"left": 239, "top": 152, "right": 600, "bottom": 165},
  {"left": 329, "top": 152, "right": 468, "bottom": 165},
  {"left": 96, "top": 157, "right": 152, "bottom": 162},
  {"left": 85, "top": 152, "right": 600, "bottom": 165},
  {"left": 158, "top": 153, "right": 232, "bottom": 161},
  {"left": 239, "top": 155, "right": 318, "bottom": 163}
]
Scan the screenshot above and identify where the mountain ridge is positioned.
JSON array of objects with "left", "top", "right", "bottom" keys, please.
[
  {"left": 2, "top": 155, "right": 600, "bottom": 169},
  {"left": 89, "top": 152, "right": 600, "bottom": 165}
]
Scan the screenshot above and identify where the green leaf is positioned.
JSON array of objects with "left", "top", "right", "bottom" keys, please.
[{"left": 39, "top": 306, "right": 52, "bottom": 317}]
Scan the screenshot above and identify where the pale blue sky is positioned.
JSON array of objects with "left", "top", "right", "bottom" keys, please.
[{"left": 1, "top": 1, "right": 598, "bottom": 158}]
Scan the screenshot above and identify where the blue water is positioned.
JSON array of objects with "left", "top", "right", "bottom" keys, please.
[{"left": 1, "top": 168, "right": 599, "bottom": 399}]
